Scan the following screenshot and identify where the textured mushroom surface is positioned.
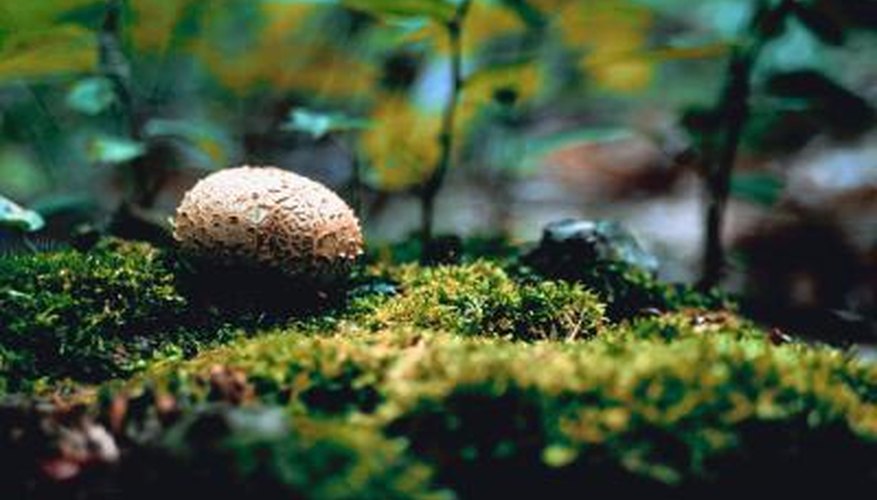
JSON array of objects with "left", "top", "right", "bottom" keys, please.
[{"left": 174, "top": 166, "right": 363, "bottom": 280}]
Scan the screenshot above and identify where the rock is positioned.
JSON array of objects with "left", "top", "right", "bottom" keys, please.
[{"left": 523, "top": 219, "right": 658, "bottom": 276}]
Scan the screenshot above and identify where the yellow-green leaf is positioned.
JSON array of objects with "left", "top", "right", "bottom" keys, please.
[
  {"left": 342, "top": 0, "right": 458, "bottom": 22},
  {"left": 0, "top": 25, "right": 98, "bottom": 82},
  {"left": 0, "top": 194, "right": 45, "bottom": 233}
]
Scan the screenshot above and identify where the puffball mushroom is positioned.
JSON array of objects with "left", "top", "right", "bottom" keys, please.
[{"left": 173, "top": 166, "right": 363, "bottom": 285}]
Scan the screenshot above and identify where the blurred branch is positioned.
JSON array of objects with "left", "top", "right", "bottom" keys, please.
[
  {"left": 418, "top": 0, "right": 471, "bottom": 259},
  {"left": 99, "top": 0, "right": 163, "bottom": 210},
  {"left": 99, "top": 0, "right": 133, "bottom": 134},
  {"left": 699, "top": 0, "right": 795, "bottom": 289}
]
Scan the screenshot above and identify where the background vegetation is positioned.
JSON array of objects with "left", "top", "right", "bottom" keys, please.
[{"left": 2, "top": 1, "right": 874, "bottom": 263}]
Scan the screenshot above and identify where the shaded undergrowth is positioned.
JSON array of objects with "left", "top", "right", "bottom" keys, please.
[{"left": 1, "top": 239, "right": 875, "bottom": 498}]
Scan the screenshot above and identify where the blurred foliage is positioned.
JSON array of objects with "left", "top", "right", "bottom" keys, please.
[
  {"left": 0, "top": 194, "right": 45, "bottom": 232},
  {"left": 283, "top": 108, "right": 371, "bottom": 140},
  {"left": 0, "top": 0, "right": 874, "bottom": 241},
  {"left": 0, "top": 0, "right": 736, "bottom": 201},
  {"left": 121, "top": 408, "right": 444, "bottom": 500}
]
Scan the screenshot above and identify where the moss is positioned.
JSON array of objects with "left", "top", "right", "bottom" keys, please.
[
  {"left": 361, "top": 261, "right": 605, "bottom": 341},
  {"left": 0, "top": 240, "right": 187, "bottom": 389},
  {"left": 1, "top": 401, "right": 444, "bottom": 499},
  {"left": 4, "top": 239, "right": 875, "bottom": 495},
  {"left": 521, "top": 258, "right": 733, "bottom": 321},
  {"left": 115, "top": 328, "right": 411, "bottom": 417},
  {"left": 378, "top": 332, "right": 876, "bottom": 495},
  {"left": 0, "top": 239, "right": 727, "bottom": 393},
  {"left": 116, "top": 407, "right": 445, "bottom": 500},
  {"left": 113, "top": 325, "right": 876, "bottom": 495},
  {"left": 613, "top": 310, "right": 767, "bottom": 342},
  {"left": 0, "top": 240, "right": 265, "bottom": 392},
  {"left": 0, "top": 237, "right": 377, "bottom": 392}
]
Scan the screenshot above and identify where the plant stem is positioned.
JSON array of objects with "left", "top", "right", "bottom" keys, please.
[
  {"left": 100, "top": 0, "right": 133, "bottom": 136},
  {"left": 420, "top": 1, "right": 470, "bottom": 259},
  {"left": 101, "top": 0, "right": 160, "bottom": 209},
  {"left": 699, "top": 0, "right": 792, "bottom": 289},
  {"left": 700, "top": 47, "right": 756, "bottom": 289}
]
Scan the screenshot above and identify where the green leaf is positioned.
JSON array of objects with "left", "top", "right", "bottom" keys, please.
[
  {"left": 766, "top": 69, "right": 857, "bottom": 100},
  {"left": 639, "top": 42, "right": 731, "bottom": 62},
  {"left": 791, "top": 2, "right": 846, "bottom": 45},
  {"left": 282, "top": 108, "right": 371, "bottom": 139},
  {"left": 522, "top": 127, "right": 636, "bottom": 172},
  {"left": 87, "top": 136, "right": 146, "bottom": 164},
  {"left": 526, "top": 127, "right": 635, "bottom": 156},
  {"left": 0, "top": 25, "right": 98, "bottom": 82},
  {"left": 542, "top": 445, "right": 578, "bottom": 468},
  {"left": 0, "top": 148, "right": 50, "bottom": 199},
  {"left": 66, "top": 76, "right": 116, "bottom": 115},
  {"left": 730, "top": 172, "right": 784, "bottom": 207},
  {"left": 0, "top": 194, "right": 45, "bottom": 233},
  {"left": 342, "top": 0, "right": 459, "bottom": 22},
  {"left": 765, "top": 69, "right": 876, "bottom": 137}
]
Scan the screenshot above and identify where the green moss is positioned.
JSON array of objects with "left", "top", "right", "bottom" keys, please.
[
  {"left": 0, "top": 240, "right": 728, "bottom": 393},
  {"left": 613, "top": 310, "right": 766, "bottom": 342},
  {"left": 0, "top": 240, "right": 181, "bottom": 388},
  {"left": 522, "top": 258, "right": 733, "bottom": 321},
  {"left": 3, "top": 238, "right": 876, "bottom": 495},
  {"left": 0, "top": 240, "right": 255, "bottom": 391},
  {"left": 117, "top": 407, "right": 445, "bottom": 499},
  {"left": 361, "top": 261, "right": 605, "bottom": 341},
  {"left": 377, "top": 331, "right": 876, "bottom": 489},
  {"left": 115, "top": 324, "right": 876, "bottom": 494},
  {"left": 0, "top": 237, "right": 374, "bottom": 392}
]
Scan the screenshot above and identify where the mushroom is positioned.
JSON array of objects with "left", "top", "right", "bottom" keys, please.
[{"left": 173, "top": 166, "right": 363, "bottom": 285}]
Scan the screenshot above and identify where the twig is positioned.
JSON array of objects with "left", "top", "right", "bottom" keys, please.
[
  {"left": 699, "top": 0, "right": 793, "bottom": 289},
  {"left": 419, "top": 0, "right": 471, "bottom": 259}
]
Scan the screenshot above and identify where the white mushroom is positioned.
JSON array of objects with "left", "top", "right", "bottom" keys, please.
[{"left": 173, "top": 166, "right": 363, "bottom": 282}]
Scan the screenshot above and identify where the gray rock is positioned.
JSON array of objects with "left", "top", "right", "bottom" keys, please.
[{"left": 526, "top": 219, "right": 659, "bottom": 273}]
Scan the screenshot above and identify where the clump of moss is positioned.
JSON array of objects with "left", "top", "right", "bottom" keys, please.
[
  {"left": 613, "top": 310, "right": 767, "bottom": 343},
  {"left": 115, "top": 406, "right": 444, "bottom": 500},
  {"left": 5, "top": 237, "right": 875, "bottom": 496},
  {"left": 115, "top": 328, "right": 417, "bottom": 417},
  {"left": 0, "top": 240, "right": 202, "bottom": 389},
  {"left": 0, "top": 237, "right": 373, "bottom": 393},
  {"left": 0, "top": 237, "right": 730, "bottom": 393},
  {"left": 361, "top": 261, "right": 605, "bottom": 341},
  {"left": 0, "top": 399, "right": 444, "bottom": 500},
  {"left": 112, "top": 325, "right": 876, "bottom": 496},
  {"left": 521, "top": 258, "right": 732, "bottom": 321}
]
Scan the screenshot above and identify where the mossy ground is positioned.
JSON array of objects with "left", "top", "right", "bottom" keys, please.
[{"left": 1, "top": 239, "right": 875, "bottom": 498}]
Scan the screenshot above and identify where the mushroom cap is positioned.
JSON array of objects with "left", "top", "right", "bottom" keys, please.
[{"left": 173, "top": 166, "right": 363, "bottom": 281}]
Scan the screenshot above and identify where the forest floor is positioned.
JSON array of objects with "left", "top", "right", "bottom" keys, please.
[{"left": 0, "top": 237, "right": 875, "bottom": 498}]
